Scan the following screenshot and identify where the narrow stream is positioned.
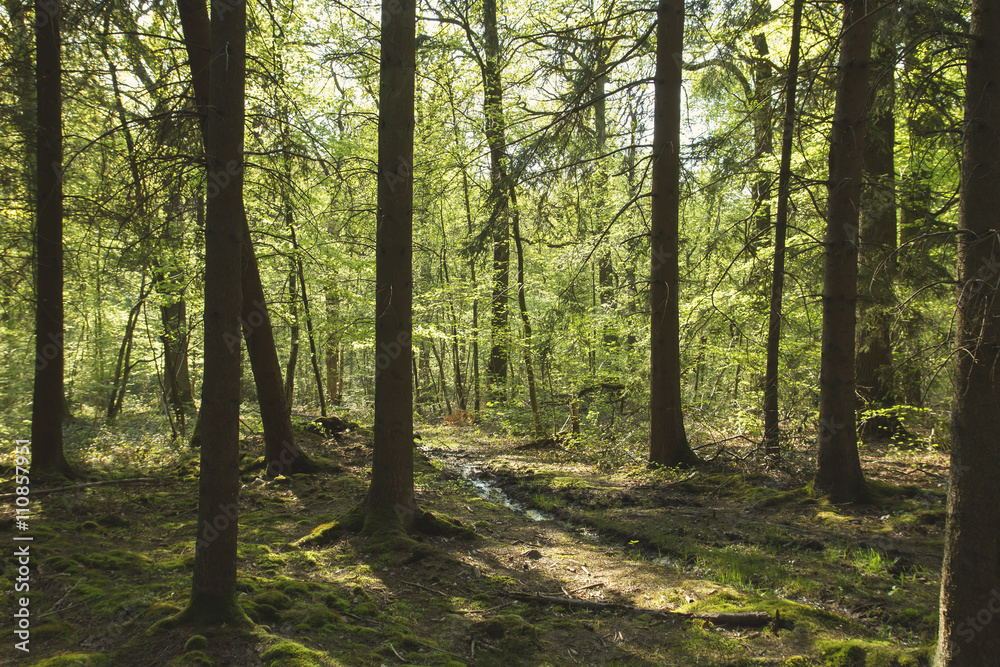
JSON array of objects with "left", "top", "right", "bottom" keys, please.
[{"left": 419, "top": 445, "right": 554, "bottom": 522}]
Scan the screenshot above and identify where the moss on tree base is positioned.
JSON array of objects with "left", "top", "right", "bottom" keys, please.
[{"left": 155, "top": 592, "right": 252, "bottom": 631}]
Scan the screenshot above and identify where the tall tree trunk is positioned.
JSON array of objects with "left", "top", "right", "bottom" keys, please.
[
  {"left": 30, "top": 0, "right": 73, "bottom": 478},
  {"left": 325, "top": 284, "right": 342, "bottom": 407},
  {"left": 814, "top": 0, "right": 873, "bottom": 502},
  {"left": 158, "top": 192, "right": 196, "bottom": 426},
  {"left": 177, "top": 0, "right": 313, "bottom": 475},
  {"left": 365, "top": 0, "right": 417, "bottom": 530},
  {"left": 649, "top": 0, "right": 697, "bottom": 467},
  {"left": 484, "top": 0, "right": 509, "bottom": 392},
  {"left": 762, "top": 0, "right": 803, "bottom": 458},
  {"left": 182, "top": 0, "right": 248, "bottom": 627},
  {"left": 511, "top": 191, "right": 543, "bottom": 437},
  {"left": 284, "top": 265, "right": 300, "bottom": 409},
  {"left": 856, "top": 8, "right": 899, "bottom": 440},
  {"left": 440, "top": 214, "right": 467, "bottom": 411},
  {"left": 750, "top": 1, "right": 774, "bottom": 243},
  {"left": 295, "top": 248, "right": 327, "bottom": 417},
  {"left": 935, "top": 1, "right": 1000, "bottom": 662}
]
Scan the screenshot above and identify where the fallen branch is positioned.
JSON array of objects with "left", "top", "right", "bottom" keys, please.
[
  {"left": 506, "top": 592, "right": 772, "bottom": 628},
  {"left": 0, "top": 478, "right": 161, "bottom": 501}
]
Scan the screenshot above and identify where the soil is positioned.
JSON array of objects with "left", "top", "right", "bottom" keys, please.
[{"left": 0, "top": 419, "right": 947, "bottom": 666}]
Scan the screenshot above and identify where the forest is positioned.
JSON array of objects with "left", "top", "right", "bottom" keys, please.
[{"left": 1, "top": 0, "right": 999, "bottom": 664}]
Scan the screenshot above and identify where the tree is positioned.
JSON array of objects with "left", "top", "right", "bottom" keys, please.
[
  {"left": 934, "top": 0, "right": 1000, "bottom": 662},
  {"left": 178, "top": 0, "right": 248, "bottom": 626},
  {"left": 483, "top": 0, "right": 510, "bottom": 394},
  {"left": 855, "top": 5, "right": 899, "bottom": 439},
  {"left": 30, "top": 0, "right": 74, "bottom": 479},
  {"left": 649, "top": 0, "right": 697, "bottom": 467},
  {"left": 763, "top": 0, "right": 804, "bottom": 458},
  {"left": 814, "top": 0, "right": 873, "bottom": 502},
  {"left": 365, "top": 0, "right": 417, "bottom": 529},
  {"left": 177, "top": 0, "right": 315, "bottom": 475}
]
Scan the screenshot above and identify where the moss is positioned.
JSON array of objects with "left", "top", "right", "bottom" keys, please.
[
  {"left": 76, "top": 549, "right": 153, "bottom": 573},
  {"left": 413, "top": 509, "right": 480, "bottom": 540},
  {"left": 274, "top": 579, "right": 311, "bottom": 597},
  {"left": 168, "top": 649, "right": 215, "bottom": 666},
  {"left": 253, "top": 590, "right": 293, "bottom": 610},
  {"left": 184, "top": 635, "right": 209, "bottom": 651},
  {"left": 34, "top": 619, "right": 78, "bottom": 642},
  {"left": 44, "top": 555, "right": 81, "bottom": 573},
  {"left": 30, "top": 654, "right": 111, "bottom": 666},
  {"left": 260, "top": 640, "right": 331, "bottom": 666}
]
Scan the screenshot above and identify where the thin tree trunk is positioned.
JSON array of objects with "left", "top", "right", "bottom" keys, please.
[
  {"left": 649, "top": 0, "right": 697, "bottom": 467},
  {"left": 107, "top": 275, "right": 150, "bottom": 422},
  {"left": 31, "top": 0, "right": 73, "bottom": 478},
  {"left": 510, "top": 191, "right": 543, "bottom": 437},
  {"left": 325, "top": 261, "right": 342, "bottom": 407},
  {"left": 366, "top": 0, "right": 417, "bottom": 530},
  {"left": 763, "top": 0, "right": 803, "bottom": 458},
  {"left": 284, "top": 266, "right": 299, "bottom": 409},
  {"left": 935, "top": 1, "right": 1000, "bottom": 662},
  {"left": 856, "top": 7, "right": 899, "bottom": 439},
  {"left": 814, "top": 0, "right": 873, "bottom": 502},
  {"left": 177, "top": 0, "right": 313, "bottom": 475},
  {"left": 440, "top": 213, "right": 467, "bottom": 411},
  {"left": 295, "top": 247, "right": 327, "bottom": 416}
]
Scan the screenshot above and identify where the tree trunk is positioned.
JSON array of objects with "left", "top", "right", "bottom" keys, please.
[
  {"left": 750, "top": 4, "right": 774, "bottom": 242},
  {"left": 325, "top": 260, "right": 342, "bottom": 407},
  {"left": 511, "top": 191, "right": 544, "bottom": 438},
  {"left": 763, "top": 0, "right": 803, "bottom": 458},
  {"left": 484, "top": 0, "right": 509, "bottom": 392},
  {"left": 935, "top": 1, "right": 1000, "bottom": 662},
  {"left": 814, "top": 0, "right": 873, "bottom": 502},
  {"left": 284, "top": 266, "right": 299, "bottom": 409},
  {"left": 183, "top": 0, "right": 247, "bottom": 627},
  {"left": 177, "top": 0, "right": 313, "bottom": 475},
  {"left": 649, "top": 0, "right": 697, "bottom": 467},
  {"left": 366, "top": 0, "right": 417, "bottom": 530},
  {"left": 30, "top": 0, "right": 74, "bottom": 478},
  {"left": 107, "top": 275, "right": 149, "bottom": 422},
  {"left": 855, "top": 7, "right": 899, "bottom": 440}
]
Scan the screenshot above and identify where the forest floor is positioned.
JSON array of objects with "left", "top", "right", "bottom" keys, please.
[{"left": 0, "top": 415, "right": 948, "bottom": 666}]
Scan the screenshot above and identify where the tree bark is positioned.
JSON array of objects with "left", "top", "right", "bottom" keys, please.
[
  {"left": 814, "top": 0, "right": 873, "bottom": 502},
  {"left": 511, "top": 191, "right": 543, "bottom": 437},
  {"left": 177, "top": 0, "right": 312, "bottom": 475},
  {"left": 366, "top": 0, "right": 417, "bottom": 530},
  {"left": 934, "top": 1, "right": 1000, "bottom": 662},
  {"left": 30, "top": 0, "right": 74, "bottom": 478},
  {"left": 484, "top": 0, "right": 510, "bottom": 392},
  {"left": 183, "top": 0, "right": 247, "bottom": 627},
  {"left": 649, "top": 0, "right": 697, "bottom": 467},
  {"left": 855, "top": 7, "right": 899, "bottom": 439},
  {"left": 284, "top": 265, "right": 300, "bottom": 408},
  {"left": 763, "top": 0, "right": 803, "bottom": 458}
]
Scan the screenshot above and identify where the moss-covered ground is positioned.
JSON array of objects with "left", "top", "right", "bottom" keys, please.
[{"left": 0, "top": 416, "right": 945, "bottom": 665}]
